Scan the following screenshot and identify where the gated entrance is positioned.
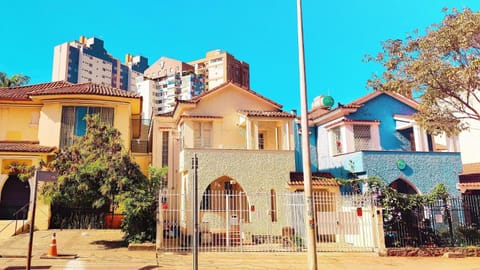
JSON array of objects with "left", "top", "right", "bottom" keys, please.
[{"left": 158, "top": 191, "right": 381, "bottom": 252}]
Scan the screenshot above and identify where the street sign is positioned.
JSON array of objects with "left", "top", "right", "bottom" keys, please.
[{"left": 36, "top": 171, "right": 58, "bottom": 182}]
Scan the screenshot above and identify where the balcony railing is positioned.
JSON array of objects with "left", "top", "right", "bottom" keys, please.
[{"left": 131, "top": 140, "right": 151, "bottom": 153}]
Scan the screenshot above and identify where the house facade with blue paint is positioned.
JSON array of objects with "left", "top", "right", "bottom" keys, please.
[{"left": 297, "top": 91, "right": 462, "bottom": 195}]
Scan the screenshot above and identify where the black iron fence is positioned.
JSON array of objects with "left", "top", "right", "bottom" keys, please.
[
  {"left": 384, "top": 195, "right": 480, "bottom": 247},
  {"left": 50, "top": 205, "right": 109, "bottom": 229}
]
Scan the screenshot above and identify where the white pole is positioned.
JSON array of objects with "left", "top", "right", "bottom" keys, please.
[
  {"left": 192, "top": 154, "right": 198, "bottom": 270},
  {"left": 297, "top": 0, "right": 318, "bottom": 269}
]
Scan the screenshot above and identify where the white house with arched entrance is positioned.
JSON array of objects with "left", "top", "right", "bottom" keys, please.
[{"left": 152, "top": 82, "right": 296, "bottom": 237}]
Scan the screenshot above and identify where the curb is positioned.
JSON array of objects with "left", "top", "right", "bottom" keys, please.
[
  {"left": 128, "top": 243, "right": 156, "bottom": 251},
  {"left": 39, "top": 253, "right": 78, "bottom": 259},
  {"left": 0, "top": 254, "right": 28, "bottom": 258}
]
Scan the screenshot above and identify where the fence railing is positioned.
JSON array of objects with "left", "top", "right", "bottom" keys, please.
[
  {"left": 0, "top": 203, "right": 30, "bottom": 236},
  {"left": 50, "top": 205, "right": 110, "bottom": 229},
  {"left": 158, "top": 191, "right": 380, "bottom": 253},
  {"left": 383, "top": 195, "right": 480, "bottom": 248}
]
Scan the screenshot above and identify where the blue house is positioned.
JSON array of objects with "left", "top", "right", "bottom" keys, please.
[{"left": 296, "top": 91, "right": 462, "bottom": 195}]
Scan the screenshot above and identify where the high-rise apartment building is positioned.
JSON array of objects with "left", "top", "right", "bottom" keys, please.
[
  {"left": 189, "top": 49, "right": 249, "bottom": 91},
  {"left": 137, "top": 57, "right": 205, "bottom": 117},
  {"left": 52, "top": 36, "right": 148, "bottom": 91}
]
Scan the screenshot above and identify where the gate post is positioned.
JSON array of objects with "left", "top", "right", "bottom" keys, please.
[
  {"left": 157, "top": 191, "right": 164, "bottom": 251},
  {"left": 374, "top": 206, "right": 386, "bottom": 254}
]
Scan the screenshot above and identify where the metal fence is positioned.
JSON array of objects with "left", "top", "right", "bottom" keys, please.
[
  {"left": 383, "top": 195, "right": 480, "bottom": 248},
  {"left": 158, "top": 191, "right": 381, "bottom": 253},
  {"left": 50, "top": 205, "right": 109, "bottom": 229}
]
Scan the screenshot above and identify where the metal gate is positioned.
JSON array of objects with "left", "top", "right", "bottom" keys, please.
[{"left": 158, "top": 191, "right": 380, "bottom": 252}]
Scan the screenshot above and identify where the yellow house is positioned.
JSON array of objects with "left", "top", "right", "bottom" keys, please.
[
  {"left": 0, "top": 81, "right": 143, "bottom": 235},
  {"left": 152, "top": 82, "right": 297, "bottom": 238}
]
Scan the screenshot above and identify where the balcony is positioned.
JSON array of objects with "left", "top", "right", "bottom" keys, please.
[{"left": 131, "top": 139, "right": 151, "bottom": 153}]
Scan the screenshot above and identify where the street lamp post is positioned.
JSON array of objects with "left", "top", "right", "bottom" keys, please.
[{"left": 296, "top": 0, "right": 318, "bottom": 269}]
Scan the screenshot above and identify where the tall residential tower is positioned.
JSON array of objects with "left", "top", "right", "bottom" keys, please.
[
  {"left": 189, "top": 49, "right": 249, "bottom": 91},
  {"left": 137, "top": 57, "right": 205, "bottom": 117},
  {"left": 52, "top": 36, "right": 148, "bottom": 91}
]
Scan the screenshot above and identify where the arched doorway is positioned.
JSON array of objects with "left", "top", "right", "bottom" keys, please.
[
  {"left": 389, "top": 178, "right": 418, "bottom": 194},
  {"left": 0, "top": 175, "right": 30, "bottom": 219},
  {"left": 199, "top": 176, "right": 249, "bottom": 245}
]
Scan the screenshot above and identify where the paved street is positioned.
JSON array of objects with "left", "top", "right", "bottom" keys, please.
[{"left": 1, "top": 230, "right": 480, "bottom": 269}]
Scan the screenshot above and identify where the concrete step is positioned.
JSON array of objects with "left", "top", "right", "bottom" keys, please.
[{"left": 0, "top": 220, "right": 29, "bottom": 239}]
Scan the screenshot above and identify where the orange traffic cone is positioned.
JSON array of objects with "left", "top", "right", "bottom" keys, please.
[{"left": 48, "top": 232, "right": 58, "bottom": 257}]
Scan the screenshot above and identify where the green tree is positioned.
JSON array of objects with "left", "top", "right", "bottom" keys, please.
[
  {"left": 121, "top": 166, "right": 168, "bottom": 243},
  {"left": 41, "top": 114, "right": 166, "bottom": 242},
  {"left": 365, "top": 8, "right": 480, "bottom": 136},
  {"left": 41, "top": 114, "right": 146, "bottom": 211},
  {"left": 0, "top": 72, "right": 30, "bottom": 87}
]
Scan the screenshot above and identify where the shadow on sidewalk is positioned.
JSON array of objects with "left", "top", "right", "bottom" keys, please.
[
  {"left": 90, "top": 240, "right": 127, "bottom": 249},
  {"left": 5, "top": 266, "right": 52, "bottom": 270}
]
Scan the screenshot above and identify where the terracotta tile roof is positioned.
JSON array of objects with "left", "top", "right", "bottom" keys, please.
[
  {"left": 238, "top": 110, "right": 296, "bottom": 118},
  {"left": 457, "top": 182, "right": 480, "bottom": 192},
  {"left": 459, "top": 173, "right": 480, "bottom": 183},
  {"left": 0, "top": 81, "right": 72, "bottom": 100},
  {"left": 180, "top": 115, "right": 224, "bottom": 119},
  {"left": 177, "top": 99, "right": 196, "bottom": 104},
  {"left": 289, "top": 172, "right": 339, "bottom": 187},
  {"left": 461, "top": 163, "right": 480, "bottom": 175},
  {"left": 0, "top": 142, "right": 56, "bottom": 153},
  {"left": 343, "top": 119, "right": 380, "bottom": 123},
  {"left": 308, "top": 106, "right": 330, "bottom": 120},
  {"left": 29, "top": 82, "right": 140, "bottom": 98}
]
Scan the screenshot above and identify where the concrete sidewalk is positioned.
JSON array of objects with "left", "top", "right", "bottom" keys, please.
[{"left": 1, "top": 230, "right": 480, "bottom": 270}]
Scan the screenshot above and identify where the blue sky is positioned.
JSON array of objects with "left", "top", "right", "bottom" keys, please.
[{"left": 1, "top": 0, "right": 480, "bottom": 112}]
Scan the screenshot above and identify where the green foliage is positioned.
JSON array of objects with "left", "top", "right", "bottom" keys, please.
[
  {"left": 38, "top": 114, "right": 167, "bottom": 242},
  {"left": 0, "top": 72, "right": 30, "bottom": 87},
  {"left": 41, "top": 114, "right": 146, "bottom": 210},
  {"left": 5, "top": 161, "right": 37, "bottom": 181},
  {"left": 365, "top": 8, "right": 480, "bottom": 136},
  {"left": 341, "top": 173, "right": 451, "bottom": 217},
  {"left": 121, "top": 165, "right": 168, "bottom": 243}
]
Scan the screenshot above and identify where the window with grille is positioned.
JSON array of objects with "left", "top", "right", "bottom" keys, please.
[
  {"left": 330, "top": 127, "right": 343, "bottom": 155},
  {"left": 353, "top": 125, "right": 372, "bottom": 151},
  {"left": 161, "top": 131, "right": 169, "bottom": 167},
  {"left": 270, "top": 189, "right": 277, "bottom": 222},
  {"left": 258, "top": 132, "right": 265, "bottom": 149},
  {"left": 193, "top": 121, "right": 212, "bottom": 148}
]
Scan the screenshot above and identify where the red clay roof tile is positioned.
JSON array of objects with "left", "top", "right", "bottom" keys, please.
[
  {"left": 0, "top": 81, "right": 140, "bottom": 100},
  {"left": 0, "top": 81, "right": 72, "bottom": 100},
  {"left": 0, "top": 142, "right": 56, "bottom": 153},
  {"left": 238, "top": 110, "right": 296, "bottom": 118}
]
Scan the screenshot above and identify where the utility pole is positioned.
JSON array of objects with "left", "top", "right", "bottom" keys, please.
[
  {"left": 192, "top": 154, "right": 199, "bottom": 270},
  {"left": 296, "top": 0, "right": 318, "bottom": 269},
  {"left": 26, "top": 170, "right": 38, "bottom": 270},
  {"left": 26, "top": 170, "right": 58, "bottom": 270}
]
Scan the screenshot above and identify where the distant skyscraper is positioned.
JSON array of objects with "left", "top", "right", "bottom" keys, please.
[
  {"left": 52, "top": 36, "right": 148, "bottom": 91},
  {"left": 138, "top": 57, "right": 205, "bottom": 117},
  {"left": 189, "top": 49, "right": 249, "bottom": 91}
]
